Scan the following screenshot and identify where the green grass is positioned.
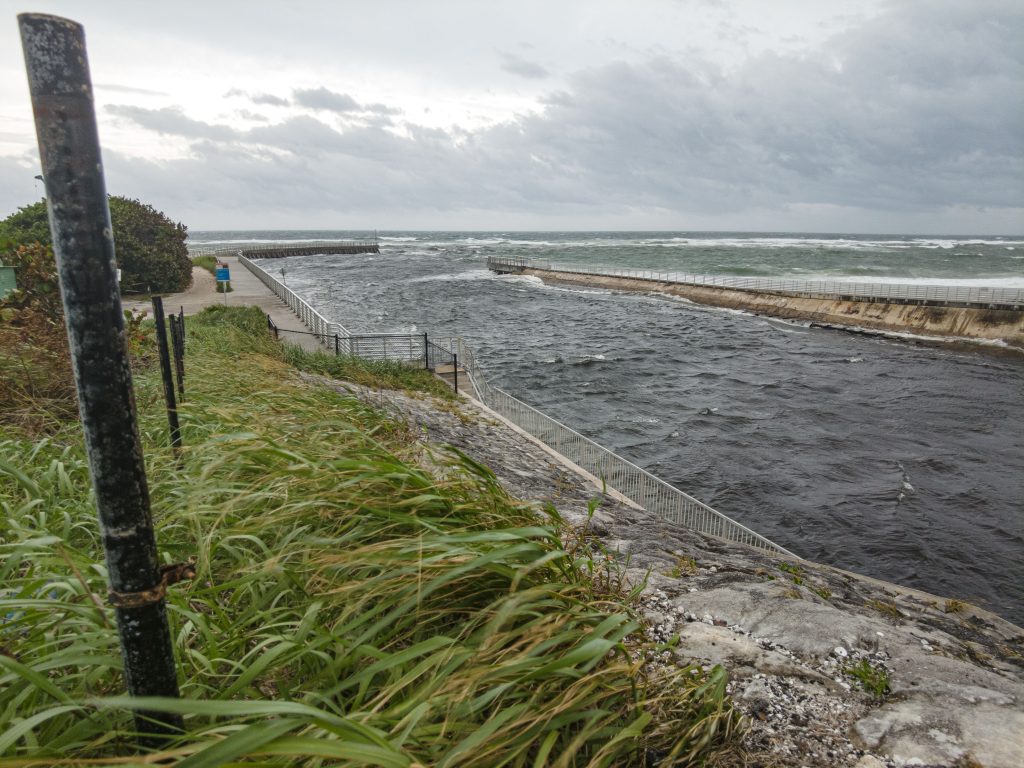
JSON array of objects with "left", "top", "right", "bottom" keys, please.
[
  {"left": 868, "top": 598, "right": 905, "bottom": 621},
  {"left": 192, "top": 255, "right": 232, "bottom": 292},
  {"left": 282, "top": 346, "right": 456, "bottom": 401},
  {"left": 665, "top": 556, "right": 698, "bottom": 579},
  {"left": 0, "top": 306, "right": 743, "bottom": 765},
  {"left": 843, "top": 659, "right": 890, "bottom": 698},
  {"left": 191, "top": 255, "right": 219, "bottom": 274}
]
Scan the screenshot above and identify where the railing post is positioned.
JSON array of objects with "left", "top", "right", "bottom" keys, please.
[
  {"left": 453, "top": 352, "right": 458, "bottom": 395},
  {"left": 19, "top": 12, "right": 183, "bottom": 742},
  {"left": 424, "top": 332, "right": 429, "bottom": 370},
  {"left": 334, "top": 333, "right": 340, "bottom": 356}
]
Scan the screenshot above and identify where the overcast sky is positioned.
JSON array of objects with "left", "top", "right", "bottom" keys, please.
[{"left": 1, "top": 0, "right": 1021, "bottom": 233}]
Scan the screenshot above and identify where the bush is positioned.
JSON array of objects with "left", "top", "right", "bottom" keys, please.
[
  {"left": 0, "top": 196, "right": 192, "bottom": 293},
  {"left": 0, "top": 241, "right": 155, "bottom": 435}
]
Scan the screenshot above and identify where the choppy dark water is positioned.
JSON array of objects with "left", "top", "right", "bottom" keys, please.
[{"left": 195, "top": 231, "right": 1024, "bottom": 625}]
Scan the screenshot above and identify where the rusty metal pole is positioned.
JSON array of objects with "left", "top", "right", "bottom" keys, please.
[{"left": 19, "top": 13, "right": 183, "bottom": 741}]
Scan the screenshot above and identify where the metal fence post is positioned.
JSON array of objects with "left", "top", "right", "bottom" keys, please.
[
  {"left": 168, "top": 313, "right": 185, "bottom": 401},
  {"left": 334, "top": 333, "right": 340, "bottom": 356},
  {"left": 423, "top": 332, "right": 429, "bottom": 370},
  {"left": 453, "top": 353, "right": 458, "bottom": 395},
  {"left": 19, "top": 12, "right": 184, "bottom": 742},
  {"left": 152, "top": 297, "right": 182, "bottom": 449}
]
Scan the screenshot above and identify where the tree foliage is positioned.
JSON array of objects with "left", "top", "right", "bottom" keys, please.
[{"left": 0, "top": 196, "right": 192, "bottom": 293}]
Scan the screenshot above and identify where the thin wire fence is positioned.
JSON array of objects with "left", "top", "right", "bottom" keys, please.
[
  {"left": 488, "top": 256, "right": 1024, "bottom": 309},
  {"left": 243, "top": 254, "right": 793, "bottom": 556}
]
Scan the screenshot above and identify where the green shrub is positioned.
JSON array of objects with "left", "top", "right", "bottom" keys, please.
[{"left": 0, "top": 196, "right": 191, "bottom": 293}]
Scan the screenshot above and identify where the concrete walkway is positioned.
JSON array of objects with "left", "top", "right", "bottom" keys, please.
[{"left": 123, "top": 256, "right": 322, "bottom": 351}]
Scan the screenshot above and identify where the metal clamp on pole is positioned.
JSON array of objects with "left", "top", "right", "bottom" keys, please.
[{"left": 109, "top": 559, "right": 197, "bottom": 608}]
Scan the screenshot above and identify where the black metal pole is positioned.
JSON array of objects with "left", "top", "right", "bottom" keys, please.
[
  {"left": 423, "top": 333, "right": 429, "bottom": 370},
  {"left": 176, "top": 314, "right": 185, "bottom": 363},
  {"left": 168, "top": 314, "right": 185, "bottom": 401},
  {"left": 453, "top": 352, "right": 459, "bottom": 395},
  {"left": 334, "top": 333, "right": 340, "bottom": 356},
  {"left": 152, "top": 297, "right": 182, "bottom": 449},
  {"left": 18, "top": 13, "right": 183, "bottom": 741}
]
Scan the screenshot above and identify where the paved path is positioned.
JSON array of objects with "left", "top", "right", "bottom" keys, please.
[{"left": 123, "top": 257, "right": 322, "bottom": 351}]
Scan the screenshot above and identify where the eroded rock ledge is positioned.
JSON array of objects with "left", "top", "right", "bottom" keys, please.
[{"left": 307, "top": 372, "right": 1024, "bottom": 768}]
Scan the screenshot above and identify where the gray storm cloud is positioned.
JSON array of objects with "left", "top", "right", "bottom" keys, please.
[{"left": 7, "top": 0, "right": 1020, "bottom": 231}]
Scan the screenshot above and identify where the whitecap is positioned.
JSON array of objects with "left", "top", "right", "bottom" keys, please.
[{"left": 571, "top": 354, "right": 608, "bottom": 366}]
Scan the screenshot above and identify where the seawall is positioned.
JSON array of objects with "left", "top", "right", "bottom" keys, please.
[{"left": 521, "top": 268, "right": 1024, "bottom": 352}]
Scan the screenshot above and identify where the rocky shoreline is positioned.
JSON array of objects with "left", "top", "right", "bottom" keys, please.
[{"left": 306, "top": 372, "right": 1023, "bottom": 767}]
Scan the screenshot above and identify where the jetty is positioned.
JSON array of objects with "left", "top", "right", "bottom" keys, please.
[
  {"left": 488, "top": 256, "right": 1024, "bottom": 349},
  {"left": 239, "top": 241, "right": 379, "bottom": 259},
  {"left": 187, "top": 240, "right": 380, "bottom": 261}
]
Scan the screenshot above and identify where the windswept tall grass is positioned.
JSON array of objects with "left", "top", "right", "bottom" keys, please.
[{"left": 0, "top": 306, "right": 742, "bottom": 766}]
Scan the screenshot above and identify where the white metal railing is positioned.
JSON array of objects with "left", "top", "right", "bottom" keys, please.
[
  {"left": 488, "top": 256, "right": 1024, "bottom": 309},
  {"left": 186, "top": 245, "right": 244, "bottom": 258},
  {"left": 239, "top": 254, "right": 351, "bottom": 341},
  {"left": 241, "top": 252, "right": 793, "bottom": 555},
  {"left": 452, "top": 339, "right": 794, "bottom": 556}
]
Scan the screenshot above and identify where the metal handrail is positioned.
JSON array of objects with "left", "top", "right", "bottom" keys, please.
[
  {"left": 487, "top": 256, "right": 1024, "bottom": 309},
  {"left": 451, "top": 338, "right": 794, "bottom": 556},
  {"left": 239, "top": 254, "right": 351, "bottom": 342}
]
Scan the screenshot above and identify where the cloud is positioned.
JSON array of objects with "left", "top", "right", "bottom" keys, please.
[
  {"left": 95, "top": 83, "right": 169, "bottom": 96},
  {"left": 237, "top": 109, "right": 269, "bottom": 122},
  {"left": 105, "top": 105, "right": 240, "bottom": 141},
  {"left": 251, "top": 93, "right": 291, "bottom": 107},
  {"left": 499, "top": 52, "right": 550, "bottom": 79},
  {"left": 293, "top": 87, "right": 360, "bottom": 113},
  {"left": 225, "top": 89, "right": 291, "bottom": 107},
  {"left": 87, "top": 0, "right": 1024, "bottom": 231},
  {"left": 364, "top": 103, "right": 403, "bottom": 116}
]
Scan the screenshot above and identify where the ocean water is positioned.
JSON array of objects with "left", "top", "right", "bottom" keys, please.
[{"left": 193, "top": 231, "right": 1024, "bottom": 624}]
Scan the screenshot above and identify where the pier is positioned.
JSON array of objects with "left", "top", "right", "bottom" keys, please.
[
  {"left": 488, "top": 256, "right": 1023, "bottom": 310},
  {"left": 239, "top": 241, "right": 379, "bottom": 259},
  {"left": 489, "top": 256, "right": 1024, "bottom": 349},
  {"left": 186, "top": 240, "right": 380, "bottom": 261}
]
